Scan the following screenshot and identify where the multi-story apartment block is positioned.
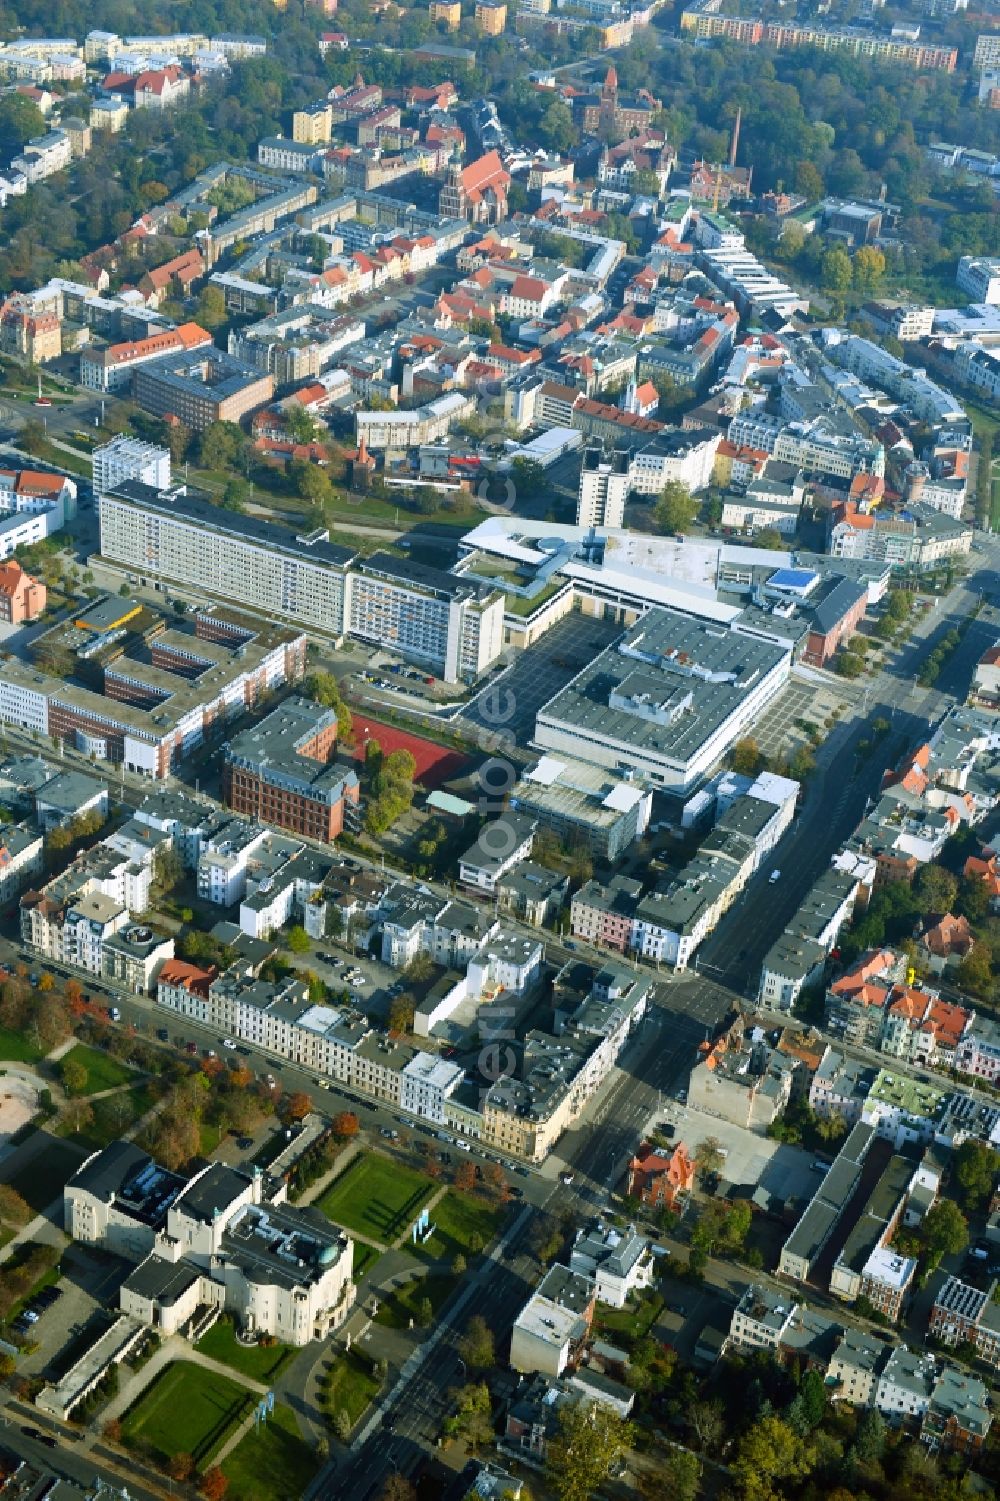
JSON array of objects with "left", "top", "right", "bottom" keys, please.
[
  {"left": 92, "top": 437, "right": 171, "bottom": 495},
  {"left": 11, "top": 128, "right": 70, "bottom": 182},
  {"left": 570, "top": 876, "right": 642, "bottom": 953},
  {"left": 727, "top": 1284, "right": 798, "bottom": 1354},
  {"left": 347, "top": 553, "right": 504, "bottom": 684},
  {"left": 0, "top": 823, "right": 44, "bottom": 907},
  {"left": 100, "top": 483, "right": 352, "bottom": 640},
  {"left": 354, "top": 393, "right": 472, "bottom": 451},
  {"left": 458, "top": 814, "right": 536, "bottom": 896},
  {"left": 576, "top": 446, "right": 629, "bottom": 529},
  {"left": 0, "top": 560, "right": 46, "bottom": 623},
  {"left": 679, "top": 9, "right": 957, "bottom": 70},
  {"left": 929, "top": 1277, "right": 1000, "bottom": 1369},
  {"left": 957, "top": 255, "right": 1000, "bottom": 306},
  {"left": 222, "top": 697, "right": 360, "bottom": 843}
]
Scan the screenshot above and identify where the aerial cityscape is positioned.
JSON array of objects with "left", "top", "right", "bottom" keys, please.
[{"left": 0, "top": 1, "right": 995, "bottom": 1499}]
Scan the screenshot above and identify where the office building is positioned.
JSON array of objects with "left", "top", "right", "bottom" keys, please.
[
  {"left": 132, "top": 347, "right": 273, "bottom": 430},
  {"left": 534, "top": 607, "right": 790, "bottom": 793},
  {"left": 80, "top": 321, "right": 214, "bottom": 393},
  {"left": 222, "top": 696, "right": 360, "bottom": 842}
]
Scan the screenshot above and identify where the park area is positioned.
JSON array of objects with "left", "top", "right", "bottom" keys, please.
[
  {"left": 221, "top": 1402, "right": 318, "bottom": 1501},
  {"left": 346, "top": 714, "right": 470, "bottom": 789},
  {"left": 120, "top": 1361, "right": 254, "bottom": 1468},
  {"left": 411, "top": 1190, "right": 501, "bottom": 1264},
  {"left": 316, "top": 1152, "right": 434, "bottom": 1246},
  {"left": 58, "top": 1044, "right": 133, "bottom": 1095}
]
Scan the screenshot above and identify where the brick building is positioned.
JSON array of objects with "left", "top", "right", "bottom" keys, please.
[{"left": 222, "top": 696, "right": 360, "bottom": 842}]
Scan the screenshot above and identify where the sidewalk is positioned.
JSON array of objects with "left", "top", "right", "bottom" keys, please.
[{"left": 97, "top": 1333, "right": 268, "bottom": 1432}]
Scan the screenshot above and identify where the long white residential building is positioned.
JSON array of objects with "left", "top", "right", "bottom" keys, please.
[{"left": 98, "top": 483, "right": 504, "bottom": 683}]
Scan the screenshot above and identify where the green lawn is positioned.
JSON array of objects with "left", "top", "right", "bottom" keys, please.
[
  {"left": 503, "top": 579, "right": 567, "bottom": 617},
  {"left": 0, "top": 1030, "right": 44, "bottom": 1064},
  {"left": 1, "top": 1135, "right": 85, "bottom": 1213},
  {"left": 374, "top": 1273, "right": 457, "bottom": 1331},
  {"left": 58, "top": 1083, "right": 157, "bottom": 1151},
  {"left": 316, "top": 1154, "right": 434, "bottom": 1246},
  {"left": 199, "top": 1121, "right": 223, "bottom": 1156},
  {"left": 352, "top": 1242, "right": 381, "bottom": 1281},
  {"left": 222, "top": 1401, "right": 318, "bottom": 1501},
  {"left": 595, "top": 1290, "right": 664, "bottom": 1344},
  {"left": 411, "top": 1191, "right": 500, "bottom": 1264},
  {"left": 323, "top": 1348, "right": 382, "bottom": 1427},
  {"left": 195, "top": 1318, "right": 295, "bottom": 1383},
  {"left": 121, "top": 1361, "right": 254, "bottom": 1466},
  {"left": 59, "top": 1044, "right": 133, "bottom": 1095}
]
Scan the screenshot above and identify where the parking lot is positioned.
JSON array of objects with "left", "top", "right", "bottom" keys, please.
[
  {"left": 14, "top": 1243, "right": 131, "bottom": 1383},
  {"left": 658, "top": 1096, "right": 819, "bottom": 1205},
  {"left": 462, "top": 612, "right": 623, "bottom": 742}
]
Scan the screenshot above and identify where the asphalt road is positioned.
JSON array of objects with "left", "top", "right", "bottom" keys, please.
[{"left": 697, "top": 561, "right": 1000, "bottom": 995}]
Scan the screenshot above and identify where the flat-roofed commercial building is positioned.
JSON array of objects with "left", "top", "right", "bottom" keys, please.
[
  {"left": 0, "top": 605, "right": 306, "bottom": 778},
  {"left": 534, "top": 607, "right": 790, "bottom": 793},
  {"left": 510, "top": 754, "right": 652, "bottom": 862},
  {"left": 131, "top": 347, "right": 273, "bottom": 429}
]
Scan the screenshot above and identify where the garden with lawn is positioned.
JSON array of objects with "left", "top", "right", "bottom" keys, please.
[
  {"left": 374, "top": 1273, "right": 457, "bottom": 1331},
  {"left": 0, "top": 1029, "right": 44, "bottom": 1065},
  {"left": 222, "top": 1401, "right": 318, "bottom": 1501},
  {"left": 316, "top": 1153, "right": 434, "bottom": 1246},
  {"left": 195, "top": 1318, "right": 295, "bottom": 1383},
  {"left": 120, "top": 1361, "right": 254, "bottom": 1467},
  {"left": 352, "top": 1242, "right": 381, "bottom": 1280},
  {"left": 322, "top": 1347, "right": 382, "bottom": 1428},
  {"left": 58, "top": 1044, "right": 133, "bottom": 1095},
  {"left": 410, "top": 1190, "right": 500, "bottom": 1264}
]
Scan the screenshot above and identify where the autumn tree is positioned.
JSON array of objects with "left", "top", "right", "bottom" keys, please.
[
  {"left": 59, "top": 1057, "right": 89, "bottom": 1096},
  {"left": 0, "top": 1185, "right": 31, "bottom": 1227},
  {"left": 61, "top": 1098, "right": 95, "bottom": 1136},
  {"left": 732, "top": 1416, "right": 813, "bottom": 1501},
  {"left": 730, "top": 738, "right": 762, "bottom": 776},
  {"left": 378, "top": 1476, "right": 416, "bottom": 1501},
  {"left": 547, "top": 1400, "right": 634, "bottom": 1501},
  {"left": 696, "top": 1137, "right": 724, "bottom": 1182},
  {"left": 459, "top": 1315, "right": 495, "bottom": 1372},
  {"left": 388, "top": 993, "right": 416, "bottom": 1034},
  {"left": 332, "top": 1111, "right": 359, "bottom": 1140},
  {"left": 454, "top": 1160, "right": 477, "bottom": 1193},
  {"left": 169, "top": 1453, "right": 195, "bottom": 1482},
  {"left": 284, "top": 1092, "right": 313, "bottom": 1122},
  {"left": 199, "top": 1466, "right": 229, "bottom": 1500}
]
